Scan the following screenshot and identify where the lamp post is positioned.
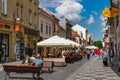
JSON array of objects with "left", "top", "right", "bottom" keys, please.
[
  {"left": 13, "top": 13, "right": 20, "bottom": 31},
  {"left": 13, "top": 13, "right": 21, "bottom": 61}
]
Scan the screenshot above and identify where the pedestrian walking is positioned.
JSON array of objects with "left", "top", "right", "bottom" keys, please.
[
  {"left": 102, "top": 49, "right": 108, "bottom": 67},
  {"left": 108, "top": 47, "right": 114, "bottom": 66},
  {"left": 86, "top": 49, "right": 90, "bottom": 60},
  {"left": 96, "top": 49, "right": 101, "bottom": 60}
]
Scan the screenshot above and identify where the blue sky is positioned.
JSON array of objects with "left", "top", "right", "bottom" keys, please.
[{"left": 39, "top": 0, "right": 110, "bottom": 41}]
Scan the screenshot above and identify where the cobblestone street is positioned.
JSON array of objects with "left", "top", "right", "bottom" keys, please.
[
  {"left": 0, "top": 56, "right": 120, "bottom": 80},
  {"left": 65, "top": 57, "right": 120, "bottom": 80},
  {"left": 0, "top": 58, "right": 87, "bottom": 80}
]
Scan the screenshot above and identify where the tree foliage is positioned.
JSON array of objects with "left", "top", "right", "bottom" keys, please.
[{"left": 93, "top": 40, "right": 103, "bottom": 49}]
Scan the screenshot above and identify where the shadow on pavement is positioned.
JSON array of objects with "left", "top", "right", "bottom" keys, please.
[
  {"left": 109, "top": 62, "right": 120, "bottom": 76},
  {"left": 9, "top": 77, "right": 44, "bottom": 80}
]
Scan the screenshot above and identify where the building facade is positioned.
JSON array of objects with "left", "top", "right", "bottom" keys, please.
[
  {"left": 58, "top": 25, "right": 66, "bottom": 38},
  {"left": 103, "top": 0, "right": 119, "bottom": 60},
  {"left": 59, "top": 18, "right": 72, "bottom": 39},
  {"left": 72, "top": 24, "right": 88, "bottom": 46},
  {"left": 71, "top": 29, "right": 81, "bottom": 44},
  {"left": 0, "top": 0, "right": 39, "bottom": 62},
  {"left": 39, "top": 7, "right": 59, "bottom": 57},
  {"left": 87, "top": 34, "right": 94, "bottom": 45}
]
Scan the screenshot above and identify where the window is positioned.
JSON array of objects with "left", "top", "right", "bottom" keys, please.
[
  {"left": 29, "top": 10, "right": 32, "bottom": 25},
  {"left": 53, "top": 24, "right": 56, "bottom": 32},
  {"left": 34, "top": 12, "right": 37, "bottom": 27},
  {"left": 20, "top": 5, "right": 23, "bottom": 22},
  {"left": 29, "top": 0, "right": 32, "bottom": 2},
  {"left": 41, "top": 24, "right": 43, "bottom": 33},
  {"left": 49, "top": 26, "right": 51, "bottom": 34},
  {"left": 16, "top": 3, "right": 19, "bottom": 19},
  {"left": 46, "top": 25, "right": 48, "bottom": 34},
  {"left": 2, "top": 0, "right": 7, "bottom": 15}
]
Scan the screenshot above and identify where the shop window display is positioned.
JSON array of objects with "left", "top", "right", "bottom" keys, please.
[{"left": 0, "top": 33, "right": 9, "bottom": 62}]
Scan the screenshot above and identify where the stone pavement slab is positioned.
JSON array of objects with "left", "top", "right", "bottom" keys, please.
[
  {"left": 0, "top": 58, "right": 87, "bottom": 80},
  {"left": 65, "top": 57, "right": 120, "bottom": 80}
]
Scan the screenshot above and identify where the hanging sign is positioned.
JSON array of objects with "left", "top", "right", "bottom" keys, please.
[
  {"left": 14, "top": 25, "right": 20, "bottom": 31},
  {"left": 102, "top": 7, "right": 118, "bottom": 18}
]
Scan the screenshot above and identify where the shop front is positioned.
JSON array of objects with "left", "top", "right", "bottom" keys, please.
[
  {"left": 0, "top": 33, "right": 9, "bottom": 62},
  {"left": 0, "top": 23, "right": 12, "bottom": 62},
  {"left": 24, "top": 28, "right": 39, "bottom": 57}
]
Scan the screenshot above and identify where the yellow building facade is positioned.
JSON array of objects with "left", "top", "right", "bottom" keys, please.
[{"left": 0, "top": 0, "right": 39, "bottom": 62}]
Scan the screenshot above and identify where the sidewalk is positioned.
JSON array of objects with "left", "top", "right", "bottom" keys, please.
[{"left": 65, "top": 56, "right": 120, "bottom": 80}]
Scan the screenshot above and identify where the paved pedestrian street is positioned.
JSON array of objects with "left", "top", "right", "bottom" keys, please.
[
  {"left": 65, "top": 57, "right": 120, "bottom": 80},
  {"left": 0, "top": 57, "right": 120, "bottom": 80}
]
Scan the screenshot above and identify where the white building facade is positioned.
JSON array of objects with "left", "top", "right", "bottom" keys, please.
[{"left": 72, "top": 24, "right": 88, "bottom": 46}]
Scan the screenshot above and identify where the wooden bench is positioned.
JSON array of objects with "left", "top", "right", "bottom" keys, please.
[
  {"left": 3, "top": 64, "right": 40, "bottom": 80},
  {"left": 42, "top": 61, "right": 54, "bottom": 73},
  {"left": 43, "top": 58, "right": 66, "bottom": 66}
]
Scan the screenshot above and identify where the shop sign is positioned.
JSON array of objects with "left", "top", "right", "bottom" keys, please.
[
  {"left": 24, "top": 28, "right": 39, "bottom": 36},
  {"left": 0, "top": 24, "right": 4, "bottom": 28},
  {"left": 0, "top": 24, "right": 10, "bottom": 29},
  {"left": 14, "top": 25, "right": 20, "bottom": 31},
  {"left": 102, "top": 7, "right": 118, "bottom": 18}
]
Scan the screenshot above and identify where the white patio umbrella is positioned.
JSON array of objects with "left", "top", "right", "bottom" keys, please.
[
  {"left": 37, "top": 35, "right": 71, "bottom": 47},
  {"left": 85, "top": 45, "right": 98, "bottom": 49},
  {"left": 66, "top": 39, "right": 81, "bottom": 47}
]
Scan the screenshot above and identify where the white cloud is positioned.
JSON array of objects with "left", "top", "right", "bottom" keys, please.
[
  {"left": 87, "top": 15, "right": 94, "bottom": 24},
  {"left": 39, "top": 0, "right": 83, "bottom": 23},
  {"left": 101, "top": 28, "right": 106, "bottom": 32},
  {"left": 55, "top": 0, "right": 83, "bottom": 23},
  {"left": 39, "top": 0, "right": 61, "bottom": 7},
  {"left": 100, "top": 15, "right": 107, "bottom": 32},
  {"left": 100, "top": 15, "right": 107, "bottom": 27}
]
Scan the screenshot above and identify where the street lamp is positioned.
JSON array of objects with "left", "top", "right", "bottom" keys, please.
[{"left": 13, "top": 13, "right": 20, "bottom": 31}]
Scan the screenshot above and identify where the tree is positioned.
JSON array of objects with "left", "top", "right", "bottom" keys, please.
[{"left": 94, "top": 41, "right": 103, "bottom": 49}]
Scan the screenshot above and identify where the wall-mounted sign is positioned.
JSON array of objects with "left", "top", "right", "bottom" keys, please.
[
  {"left": 14, "top": 25, "right": 20, "bottom": 31},
  {"left": 0, "top": 24, "right": 4, "bottom": 28},
  {"left": 24, "top": 28, "right": 39, "bottom": 36},
  {"left": 102, "top": 7, "right": 118, "bottom": 18}
]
